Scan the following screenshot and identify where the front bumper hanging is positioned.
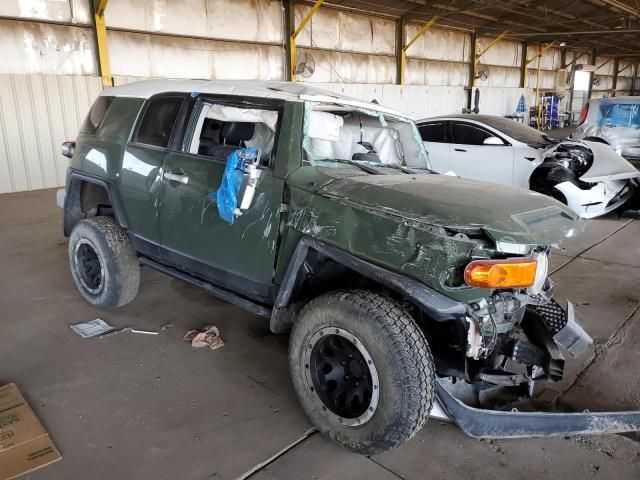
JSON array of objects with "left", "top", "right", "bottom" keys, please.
[
  {"left": 434, "top": 382, "right": 640, "bottom": 438},
  {"left": 432, "top": 299, "right": 640, "bottom": 438}
]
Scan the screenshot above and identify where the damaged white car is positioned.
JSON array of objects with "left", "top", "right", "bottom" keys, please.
[{"left": 418, "top": 114, "right": 640, "bottom": 218}]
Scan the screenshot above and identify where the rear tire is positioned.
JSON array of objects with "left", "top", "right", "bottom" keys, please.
[
  {"left": 289, "top": 290, "right": 435, "bottom": 454},
  {"left": 68, "top": 216, "right": 139, "bottom": 309}
]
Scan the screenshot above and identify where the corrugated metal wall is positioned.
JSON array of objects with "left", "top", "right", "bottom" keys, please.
[
  {"left": 0, "top": 74, "right": 102, "bottom": 194},
  {"left": 313, "top": 83, "right": 468, "bottom": 118},
  {"left": 475, "top": 38, "right": 522, "bottom": 88},
  {"left": 106, "top": 0, "right": 286, "bottom": 80},
  {"left": 0, "top": 1, "right": 637, "bottom": 193},
  {"left": 294, "top": 5, "right": 397, "bottom": 83}
]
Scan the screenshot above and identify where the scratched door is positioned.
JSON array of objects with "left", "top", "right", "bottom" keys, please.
[{"left": 158, "top": 150, "right": 285, "bottom": 287}]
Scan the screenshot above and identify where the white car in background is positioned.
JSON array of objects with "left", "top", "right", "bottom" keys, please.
[{"left": 417, "top": 114, "right": 640, "bottom": 219}]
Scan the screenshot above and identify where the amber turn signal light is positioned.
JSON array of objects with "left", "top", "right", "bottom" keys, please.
[{"left": 464, "top": 257, "right": 538, "bottom": 289}]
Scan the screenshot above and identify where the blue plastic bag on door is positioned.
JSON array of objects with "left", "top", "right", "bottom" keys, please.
[{"left": 209, "top": 147, "right": 259, "bottom": 224}]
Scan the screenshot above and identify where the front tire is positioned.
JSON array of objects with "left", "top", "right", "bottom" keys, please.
[
  {"left": 289, "top": 290, "right": 435, "bottom": 454},
  {"left": 68, "top": 216, "right": 140, "bottom": 309}
]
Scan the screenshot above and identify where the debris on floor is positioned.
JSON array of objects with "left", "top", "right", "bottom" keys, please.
[
  {"left": 99, "top": 327, "right": 159, "bottom": 339},
  {"left": 98, "top": 327, "right": 131, "bottom": 339},
  {"left": 130, "top": 328, "right": 158, "bottom": 335},
  {"left": 0, "top": 384, "right": 62, "bottom": 480},
  {"left": 183, "top": 326, "right": 225, "bottom": 351},
  {"left": 69, "top": 318, "right": 113, "bottom": 338}
]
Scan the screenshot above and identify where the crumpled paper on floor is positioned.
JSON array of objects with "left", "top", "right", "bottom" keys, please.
[{"left": 183, "top": 326, "right": 224, "bottom": 351}]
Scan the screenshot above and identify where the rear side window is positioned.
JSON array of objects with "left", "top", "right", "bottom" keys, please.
[
  {"left": 134, "top": 96, "right": 185, "bottom": 148},
  {"left": 452, "top": 122, "right": 493, "bottom": 145},
  {"left": 598, "top": 102, "right": 640, "bottom": 128},
  {"left": 80, "top": 96, "right": 114, "bottom": 134},
  {"left": 419, "top": 123, "right": 445, "bottom": 143}
]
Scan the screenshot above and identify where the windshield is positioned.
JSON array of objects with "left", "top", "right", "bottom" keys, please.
[
  {"left": 480, "top": 117, "right": 552, "bottom": 147},
  {"left": 598, "top": 101, "right": 640, "bottom": 129},
  {"left": 303, "top": 101, "right": 431, "bottom": 170}
]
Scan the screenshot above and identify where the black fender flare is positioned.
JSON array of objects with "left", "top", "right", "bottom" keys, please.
[
  {"left": 63, "top": 169, "right": 129, "bottom": 236},
  {"left": 270, "top": 236, "right": 467, "bottom": 333}
]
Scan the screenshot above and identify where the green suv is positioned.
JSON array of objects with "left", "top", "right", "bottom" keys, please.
[{"left": 59, "top": 79, "right": 640, "bottom": 453}]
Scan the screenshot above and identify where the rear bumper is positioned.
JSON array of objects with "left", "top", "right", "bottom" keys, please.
[{"left": 434, "top": 382, "right": 640, "bottom": 438}]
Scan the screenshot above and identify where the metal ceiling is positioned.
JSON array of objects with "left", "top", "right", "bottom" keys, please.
[{"left": 313, "top": 0, "right": 640, "bottom": 56}]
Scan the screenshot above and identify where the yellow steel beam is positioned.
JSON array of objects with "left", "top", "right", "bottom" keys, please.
[
  {"left": 472, "top": 30, "right": 509, "bottom": 87},
  {"left": 95, "top": 0, "right": 109, "bottom": 16},
  {"left": 525, "top": 41, "right": 555, "bottom": 66},
  {"left": 290, "top": 0, "right": 324, "bottom": 82},
  {"left": 400, "top": 15, "right": 439, "bottom": 85},
  {"left": 524, "top": 41, "right": 555, "bottom": 89},
  {"left": 617, "top": 62, "right": 632, "bottom": 75},
  {"left": 596, "top": 57, "right": 613, "bottom": 71},
  {"left": 94, "top": 0, "right": 112, "bottom": 88},
  {"left": 475, "top": 30, "right": 509, "bottom": 62}
]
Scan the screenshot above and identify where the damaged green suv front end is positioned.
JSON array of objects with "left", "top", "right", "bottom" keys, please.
[
  {"left": 284, "top": 163, "right": 585, "bottom": 382},
  {"left": 271, "top": 97, "right": 640, "bottom": 439}
]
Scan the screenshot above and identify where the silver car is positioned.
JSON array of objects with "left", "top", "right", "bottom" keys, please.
[{"left": 573, "top": 96, "right": 640, "bottom": 168}]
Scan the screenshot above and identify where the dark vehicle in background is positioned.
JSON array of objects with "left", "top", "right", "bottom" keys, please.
[{"left": 58, "top": 80, "right": 640, "bottom": 454}]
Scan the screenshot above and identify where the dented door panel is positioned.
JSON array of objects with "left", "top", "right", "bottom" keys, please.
[{"left": 159, "top": 152, "right": 285, "bottom": 286}]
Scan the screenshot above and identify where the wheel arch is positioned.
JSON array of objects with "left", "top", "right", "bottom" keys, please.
[
  {"left": 270, "top": 236, "right": 467, "bottom": 334},
  {"left": 583, "top": 136, "right": 609, "bottom": 145},
  {"left": 64, "top": 171, "right": 129, "bottom": 237}
]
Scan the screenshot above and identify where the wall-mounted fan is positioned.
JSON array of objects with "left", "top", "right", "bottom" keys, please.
[
  {"left": 474, "top": 70, "right": 489, "bottom": 81},
  {"left": 295, "top": 51, "right": 315, "bottom": 78}
]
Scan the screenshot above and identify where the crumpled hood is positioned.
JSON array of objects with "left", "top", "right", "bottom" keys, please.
[
  {"left": 579, "top": 140, "right": 640, "bottom": 182},
  {"left": 318, "top": 171, "right": 584, "bottom": 246}
]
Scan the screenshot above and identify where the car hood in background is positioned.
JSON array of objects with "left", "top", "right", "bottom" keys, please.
[
  {"left": 578, "top": 140, "right": 640, "bottom": 182},
  {"left": 318, "top": 171, "right": 584, "bottom": 247}
]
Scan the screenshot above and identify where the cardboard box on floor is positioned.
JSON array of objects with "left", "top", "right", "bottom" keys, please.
[{"left": 0, "top": 384, "right": 61, "bottom": 480}]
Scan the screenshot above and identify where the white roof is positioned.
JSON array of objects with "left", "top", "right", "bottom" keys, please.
[{"left": 101, "top": 79, "right": 407, "bottom": 118}]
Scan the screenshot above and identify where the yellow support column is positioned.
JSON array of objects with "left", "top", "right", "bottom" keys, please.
[
  {"left": 400, "top": 16, "right": 439, "bottom": 85},
  {"left": 524, "top": 41, "right": 555, "bottom": 88},
  {"left": 290, "top": 0, "right": 324, "bottom": 82},
  {"left": 94, "top": 0, "right": 112, "bottom": 88},
  {"left": 472, "top": 30, "right": 509, "bottom": 87}
]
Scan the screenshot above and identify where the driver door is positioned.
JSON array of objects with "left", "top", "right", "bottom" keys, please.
[
  {"left": 449, "top": 121, "right": 514, "bottom": 185},
  {"left": 157, "top": 97, "right": 285, "bottom": 302}
]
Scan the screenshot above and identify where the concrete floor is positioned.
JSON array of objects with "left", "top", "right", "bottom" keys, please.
[{"left": 1, "top": 188, "right": 639, "bottom": 480}]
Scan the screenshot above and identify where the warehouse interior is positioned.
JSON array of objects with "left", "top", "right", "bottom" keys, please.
[{"left": 1, "top": 1, "right": 640, "bottom": 479}]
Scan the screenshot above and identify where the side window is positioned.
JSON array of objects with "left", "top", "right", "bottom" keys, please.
[
  {"left": 80, "top": 96, "right": 114, "bottom": 134},
  {"left": 188, "top": 102, "right": 280, "bottom": 166},
  {"left": 134, "top": 96, "right": 185, "bottom": 148},
  {"left": 418, "top": 122, "right": 445, "bottom": 143},
  {"left": 452, "top": 122, "right": 493, "bottom": 146}
]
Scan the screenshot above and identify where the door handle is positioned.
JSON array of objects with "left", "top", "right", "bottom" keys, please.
[
  {"left": 454, "top": 148, "right": 467, "bottom": 152},
  {"left": 163, "top": 172, "right": 189, "bottom": 185}
]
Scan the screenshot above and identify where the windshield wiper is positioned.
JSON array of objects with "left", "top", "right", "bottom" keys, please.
[
  {"left": 333, "top": 159, "right": 382, "bottom": 175},
  {"left": 379, "top": 164, "right": 418, "bottom": 174}
]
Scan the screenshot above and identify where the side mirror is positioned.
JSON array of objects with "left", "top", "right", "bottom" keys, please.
[
  {"left": 483, "top": 136, "right": 505, "bottom": 146},
  {"left": 61, "top": 141, "right": 76, "bottom": 158}
]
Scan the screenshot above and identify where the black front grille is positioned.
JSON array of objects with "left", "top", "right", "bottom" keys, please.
[{"left": 534, "top": 299, "right": 567, "bottom": 334}]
